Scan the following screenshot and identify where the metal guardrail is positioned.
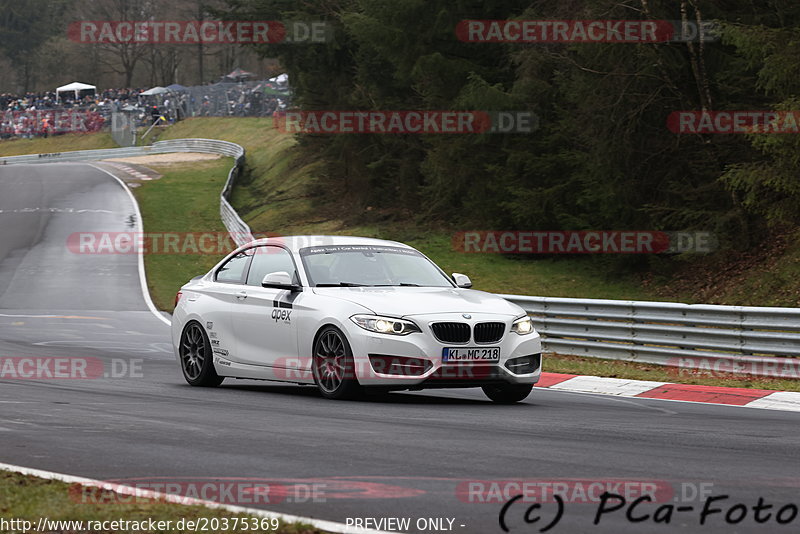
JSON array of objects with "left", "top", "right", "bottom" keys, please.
[
  {"left": 501, "top": 295, "right": 800, "bottom": 377},
  {"left": 0, "top": 138, "right": 254, "bottom": 247}
]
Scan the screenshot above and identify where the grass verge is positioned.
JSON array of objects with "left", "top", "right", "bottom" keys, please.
[
  {"left": 0, "top": 471, "right": 321, "bottom": 534},
  {"left": 132, "top": 158, "right": 236, "bottom": 311},
  {"left": 0, "top": 132, "right": 116, "bottom": 157},
  {"left": 150, "top": 118, "right": 661, "bottom": 301},
  {"left": 647, "top": 228, "right": 800, "bottom": 307}
]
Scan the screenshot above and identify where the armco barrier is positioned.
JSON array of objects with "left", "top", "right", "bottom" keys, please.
[
  {"left": 5, "top": 141, "right": 798, "bottom": 377},
  {"left": 501, "top": 295, "right": 800, "bottom": 377},
  {"left": 0, "top": 138, "right": 254, "bottom": 247}
]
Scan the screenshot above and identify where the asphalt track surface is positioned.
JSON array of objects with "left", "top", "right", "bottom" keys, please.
[{"left": 1, "top": 162, "right": 799, "bottom": 534}]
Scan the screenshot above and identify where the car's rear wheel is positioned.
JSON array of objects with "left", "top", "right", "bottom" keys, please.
[
  {"left": 312, "top": 326, "right": 363, "bottom": 400},
  {"left": 482, "top": 383, "right": 533, "bottom": 404},
  {"left": 179, "top": 321, "right": 224, "bottom": 387}
]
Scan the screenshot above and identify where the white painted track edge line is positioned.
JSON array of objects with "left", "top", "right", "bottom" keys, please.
[
  {"left": 0, "top": 462, "right": 391, "bottom": 534},
  {"left": 87, "top": 163, "right": 171, "bottom": 327}
]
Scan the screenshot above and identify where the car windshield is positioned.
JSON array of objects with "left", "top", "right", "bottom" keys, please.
[{"left": 300, "top": 244, "right": 454, "bottom": 287}]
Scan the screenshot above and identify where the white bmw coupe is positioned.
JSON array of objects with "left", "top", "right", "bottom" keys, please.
[{"left": 172, "top": 236, "right": 542, "bottom": 403}]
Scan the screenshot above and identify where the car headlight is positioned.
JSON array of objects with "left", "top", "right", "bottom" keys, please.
[
  {"left": 350, "top": 315, "right": 421, "bottom": 336},
  {"left": 511, "top": 316, "right": 535, "bottom": 335}
]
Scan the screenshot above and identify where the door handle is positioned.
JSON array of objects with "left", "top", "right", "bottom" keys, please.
[{"left": 236, "top": 291, "right": 248, "bottom": 300}]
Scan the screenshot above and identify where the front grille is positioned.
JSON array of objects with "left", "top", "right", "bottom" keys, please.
[
  {"left": 505, "top": 354, "right": 541, "bottom": 375},
  {"left": 431, "top": 322, "right": 471, "bottom": 344},
  {"left": 474, "top": 322, "right": 505, "bottom": 344}
]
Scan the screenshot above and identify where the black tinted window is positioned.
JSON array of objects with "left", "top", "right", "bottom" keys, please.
[
  {"left": 246, "top": 246, "right": 298, "bottom": 286},
  {"left": 215, "top": 251, "right": 251, "bottom": 284}
]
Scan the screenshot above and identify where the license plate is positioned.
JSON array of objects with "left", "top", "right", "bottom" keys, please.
[{"left": 443, "top": 347, "right": 500, "bottom": 362}]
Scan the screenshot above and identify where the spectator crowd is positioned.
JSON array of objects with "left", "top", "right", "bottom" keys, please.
[
  {"left": 1, "top": 79, "right": 291, "bottom": 140},
  {"left": 1, "top": 88, "right": 144, "bottom": 139}
]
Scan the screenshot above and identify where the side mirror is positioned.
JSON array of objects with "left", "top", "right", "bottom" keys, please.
[
  {"left": 452, "top": 273, "right": 472, "bottom": 289},
  {"left": 262, "top": 271, "right": 301, "bottom": 292}
]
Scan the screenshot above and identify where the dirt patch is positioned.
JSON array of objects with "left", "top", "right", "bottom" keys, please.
[
  {"left": 104, "top": 152, "right": 222, "bottom": 165},
  {"left": 645, "top": 228, "right": 796, "bottom": 305}
]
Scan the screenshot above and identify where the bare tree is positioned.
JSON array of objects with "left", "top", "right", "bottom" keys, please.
[{"left": 72, "top": 0, "right": 157, "bottom": 87}]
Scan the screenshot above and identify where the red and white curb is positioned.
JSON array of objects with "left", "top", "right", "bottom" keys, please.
[
  {"left": 0, "top": 462, "right": 389, "bottom": 534},
  {"left": 536, "top": 372, "right": 800, "bottom": 412},
  {"left": 102, "top": 161, "right": 156, "bottom": 181}
]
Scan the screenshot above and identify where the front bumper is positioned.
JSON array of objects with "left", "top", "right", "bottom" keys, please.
[{"left": 344, "top": 312, "right": 542, "bottom": 388}]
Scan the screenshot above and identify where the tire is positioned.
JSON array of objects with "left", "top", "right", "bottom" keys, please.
[
  {"left": 179, "top": 321, "right": 224, "bottom": 387},
  {"left": 482, "top": 383, "right": 533, "bottom": 404},
  {"left": 312, "top": 326, "right": 363, "bottom": 400}
]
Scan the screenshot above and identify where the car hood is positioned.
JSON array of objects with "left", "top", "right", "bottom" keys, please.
[{"left": 312, "top": 287, "right": 522, "bottom": 317}]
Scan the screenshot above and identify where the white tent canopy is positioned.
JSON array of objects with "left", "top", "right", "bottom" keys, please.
[
  {"left": 269, "top": 73, "right": 289, "bottom": 85},
  {"left": 56, "top": 82, "right": 96, "bottom": 101},
  {"left": 140, "top": 86, "right": 168, "bottom": 96}
]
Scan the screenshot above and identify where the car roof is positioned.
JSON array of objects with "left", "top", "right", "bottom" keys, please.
[{"left": 243, "top": 235, "right": 413, "bottom": 253}]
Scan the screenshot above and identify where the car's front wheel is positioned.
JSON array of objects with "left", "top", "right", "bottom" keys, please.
[
  {"left": 179, "top": 321, "right": 224, "bottom": 387},
  {"left": 312, "top": 326, "right": 363, "bottom": 400},
  {"left": 482, "top": 383, "right": 533, "bottom": 404}
]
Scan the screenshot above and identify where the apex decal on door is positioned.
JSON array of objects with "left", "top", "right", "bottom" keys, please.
[{"left": 271, "top": 308, "right": 292, "bottom": 324}]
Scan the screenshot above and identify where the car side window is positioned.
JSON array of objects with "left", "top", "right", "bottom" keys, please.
[
  {"left": 215, "top": 251, "right": 252, "bottom": 284},
  {"left": 246, "top": 246, "right": 299, "bottom": 286}
]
